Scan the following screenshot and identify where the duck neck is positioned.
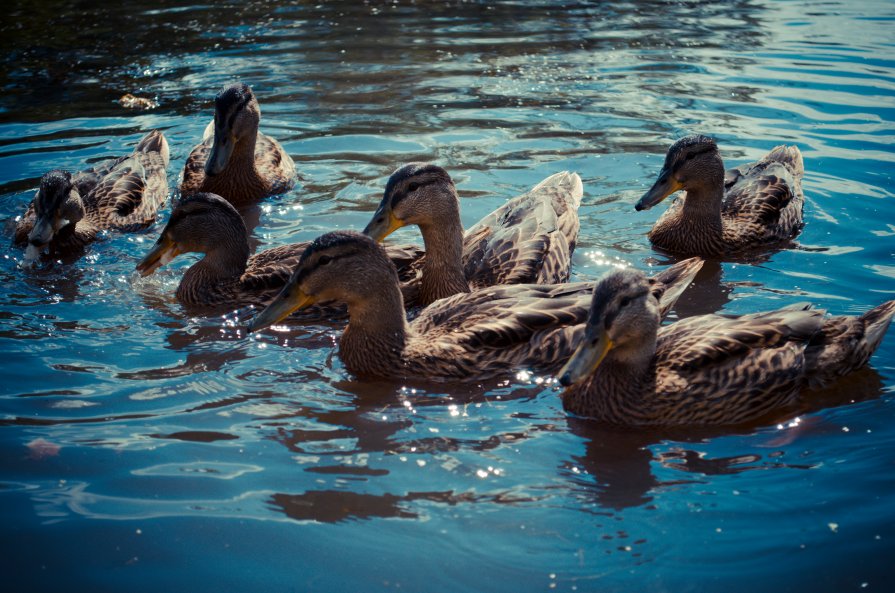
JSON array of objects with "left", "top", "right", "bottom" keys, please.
[
  {"left": 417, "top": 211, "right": 468, "bottom": 305},
  {"left": 206, "top": 129, "right": 266, "bottom": 203},
  {"left": 60, "top": 194, "right": 97, "bottom": 249},
  {"left": 680, "top": 185, "right": 724, "bottom": 236},
  {"left": 177, "top": 236, "right": 250, "bottom": 305},
  {"left": 231, "top": 131, "right": 262, "bottom": 179},
  {"left": 230, "top": 130, "right": 258, "bottom": 174},
  {"left": 339, "top": 280, "right": 411, "bottom": 378},
  {"left": 562, "top": 337, "right": 657, "bottom": 425}
]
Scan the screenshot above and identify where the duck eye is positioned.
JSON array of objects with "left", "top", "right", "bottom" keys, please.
[
  {"left": 407, "top": 182, "right": 420, "bottom": 192},
  {"left": 318, "top": 255, "right": 332, "bottom": 266},
  {"left": 619, "top": 296, "right": 632, "bottom": 308}
]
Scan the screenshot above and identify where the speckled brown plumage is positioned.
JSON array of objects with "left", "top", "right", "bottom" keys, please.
[
  {"left": 364, "top": 164, "right": 582, "bottom": 307},
  {"left": 560, "top": 269, "right": 895, "bottom": 426},
  {"left": 248, "top": 231, "right": 702, "bottom": 382},
  {"left": 180, "top": 83, "right": 295, "bottom": 206},
  {"left": 15, "top": 130, "right": 168, "bottom": 262},
  {"left": 636, "top": 135, "right": 804, "bottom": 256},
  {"left": 136, "top": 194, "right": 423, "bottom": 313}
]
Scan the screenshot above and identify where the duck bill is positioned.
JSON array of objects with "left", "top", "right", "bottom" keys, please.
[
  {"left": 205, "top": 127, "right": 234, "bottom": 177},
  {"left": 558, "top": 330, "right": 613, "bottom": 387},
  {"left": 136, "top": 235, "right": 182, "bottom": 277},
  {"left": 362, "top": 206, "right": 405, "bottom": 243},
  {"left": 635, "top": 169, "right": 682, "bottom": 211},
  {"left": 248, "top": 287, "right": 316, "bottom": 333},
  {"left": 27, "top": 216, "right": 55, "bottom": 249}
]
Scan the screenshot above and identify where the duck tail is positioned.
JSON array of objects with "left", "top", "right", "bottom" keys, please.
[
  {"left": 136, "top": 130, "right": 170, "bottom": 167},
  {"left": 860, "top": 300, "right": 895, "bottom": 355},
  {"left": 651, "top": 257, "right": 704, "bottom": 319},
  {"left": 806, "top": 300, "right": 895, "bottom": 389},
  {"left": 531, "top": 171, "right": 583, "bottom": 208},
  {"left": 766, "top": 144, "right": 804, "bottom": 178}
]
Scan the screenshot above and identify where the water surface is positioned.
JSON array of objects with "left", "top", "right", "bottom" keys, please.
[{"left": 1, "top": 1, "right": 894, "bottom": 591}]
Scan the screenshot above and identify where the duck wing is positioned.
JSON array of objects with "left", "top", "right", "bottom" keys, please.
[
  {"left": 462, "top": 171, "right": 583, "bottom": 288},
  {"left": 649, "top": 257, "right": 704, "bottom": 319},
  {"left": 648, "top": 307, "right": 823, "bottom": 424},
  {"left": 243, "top": 242, "right": 425, "bottom": 299},
  {"left": 85, "top": 130, "right": 168, "bottom": 230},
  {"left": 409, "top": 282, "right": 593, "bottom": 377},
  {"left": 180, "top": 120, "right": 215, "bottom": 197},
  {"left": 722, "top": 145, "right": 805, "bottom": 245},
  {"left": 241, "top": 243, "right": 306, "bottom": 294},
  {"left": 254, "top": 132, "right": 296, "bottom": 196}
]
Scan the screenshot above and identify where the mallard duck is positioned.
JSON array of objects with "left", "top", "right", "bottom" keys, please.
[
  {"left": 558, "top": 268, "right": 895, "bottom": 426},
  {"left": 181, "top": 82, "right": 295, "bottom": 206},
  {"left": 635, "top": 135, "right": 804, "bottom": 256},
  {"left": 136, "top": 193, "right": 423, "bottom": 311},
  {"left": 15, "top": 130, "right": 169, "bottom": 265},
  {"left": 247, "top": 231, "right": 703, "bottom": 381},
  {"left": 363, "top": 164, "right": 582, "bottom": 307}
]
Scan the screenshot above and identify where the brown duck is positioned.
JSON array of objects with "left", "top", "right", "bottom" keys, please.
[
  {"left": 635, "top": 135, "right": 804, "bottom": 256},
  {"left": 136, "top": 193, "right": 423, "bottom": 311},
  {"left": 247, "top": 231, "right": 703, "bottom": 382},
  {"left": 559, "top": 268, "right": 895, "bottom": 426},
  {"left": 15, "top": 130, "right": 169, "bottom": 265},
  {"left": 363, "top": 163, "right": 582, "bottom": 307},
  {"left": 181, "top": 83, "right": 295, "bottom": 206}
]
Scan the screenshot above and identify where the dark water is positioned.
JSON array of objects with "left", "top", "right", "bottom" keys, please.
[{"left": 2, "top": 1, "right": 894, "bottom": 591}]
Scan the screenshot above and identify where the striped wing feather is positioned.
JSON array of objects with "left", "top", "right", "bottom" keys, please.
[
  {"left": 462, "top": 171, "right": 582, "bottom": 288},
  {"left": 255, "top": 133, "right": 295, "bottom": 195},
  {"left": 407, "top": 282, "right": 594, "bottom": 377},
  {"left": 89, "top": 130, "right": 167, "bottom": 229},
  {"left": 180, "top": 121, "right": 214, "bottom": 196},
  {"left": 649, "top": 257, "right": 704, "bottom": 318},
  {"left": 722, "top": 146, "right": 805, "bottom": 246},
  {"left": 241, "top": 242, "right": 425, "bottom": 296},
  {"left": 659, "top": 307, "right": 822, "bottom": 371},
  {"left": 640, "top": 308, "right": 824, "bottom": 424},
  {"left": 804, "top": 300, "right": 895, "bottom": 388}
]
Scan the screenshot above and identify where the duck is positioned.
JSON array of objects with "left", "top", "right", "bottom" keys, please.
[
  {"left": 363, "top": 163, "right": 582, "bottom": 307},
  {"left": 635, "top": 135, "right": 804, "bottom": 256},
  {"left": 558, "top": 268, "right": 895, "bottom": 426},
  {"left": 15, "top": 130, "right": 169, "bottom": 265},
  {"left": 180, "top": 82, "right": 295, "bottom": 206},
  {"left": 136, "top": 193, "right": 424, "bottom": 311},
  {"left": 247, "top": 230, "right": 703, "bottom": 382}
]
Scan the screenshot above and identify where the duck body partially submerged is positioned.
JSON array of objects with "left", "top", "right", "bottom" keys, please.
[
  {"left": 136, "top": 193, "right": 422, "bottom": 313},
  {"left": 560, "top": 269, "right": 895, "bottom": 426},
  {"left": 15, "top": 130, "right": 169, "bottom": 264},
  {"left": 364, "top": 164, "right": 583, "bottom": 307},
  {"left": 181, "top": 83, "right": 295, "bottom": 206},
  {"left": 248, "top": 231, "right": 703, "bottom": 382},
  {"left": 637, "top": 135, "right": 804, "bottom": 256}
]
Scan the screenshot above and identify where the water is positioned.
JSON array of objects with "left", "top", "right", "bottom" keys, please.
[{"left": 2, "top": 1, "right": 894, "bottom": 591}]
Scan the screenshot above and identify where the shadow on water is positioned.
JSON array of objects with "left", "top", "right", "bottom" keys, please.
[
  {"left": 4, "top": 262, "right": 86, "bottom": 306},
  {"left": 270, "top": 487, "right": 541, "bottom": 524},
  {"left": 650, "top": 258, "right": 734, "bottom": 318}
]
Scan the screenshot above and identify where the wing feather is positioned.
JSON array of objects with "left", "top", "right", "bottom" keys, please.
[{"left": 462, "top": 171, "right": 582, "bottom": 288}]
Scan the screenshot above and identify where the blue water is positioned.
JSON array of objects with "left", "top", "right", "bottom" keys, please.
[{"left": 2, "top": 1, "right": 894, "bottom": 591}]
